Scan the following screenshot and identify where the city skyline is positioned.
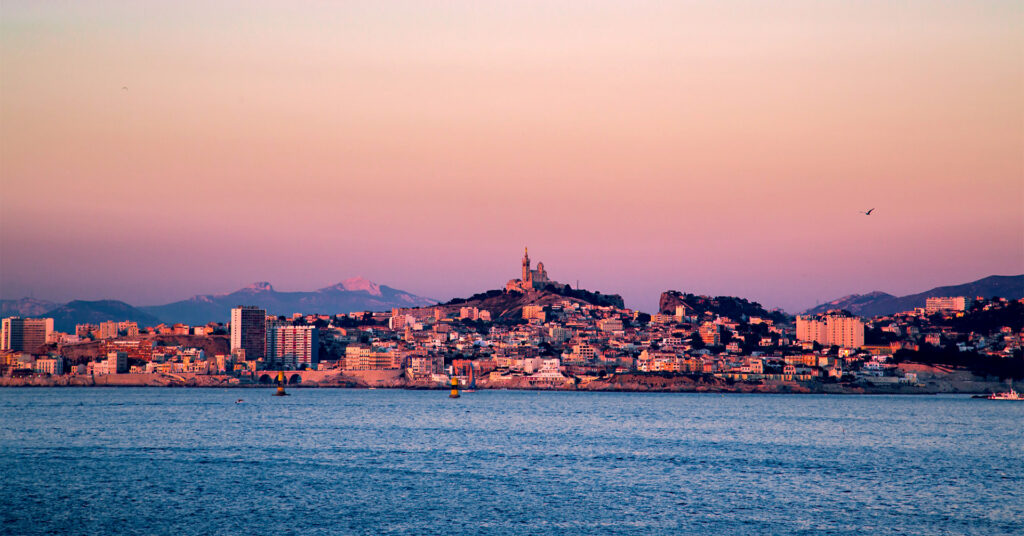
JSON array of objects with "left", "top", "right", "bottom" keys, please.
[
  {"left": 1, "top": 248, "right": 1020, "bottom": 316},
  {"left": 2, "top": 1, "right": 1022, "bottom": 314},
  {"left": 2, "top": 4, "right": 1023, "bottom": 533}
]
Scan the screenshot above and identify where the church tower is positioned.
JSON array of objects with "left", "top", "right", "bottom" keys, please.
[{"left": 522, "top": 247, "right": 531, "bottom": 285}]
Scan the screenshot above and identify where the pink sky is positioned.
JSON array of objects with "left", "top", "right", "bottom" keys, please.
[{"left": 1, "top": 1, "right": 1022, "bottom": 313}]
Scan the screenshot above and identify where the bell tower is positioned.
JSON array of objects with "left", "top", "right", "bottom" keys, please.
[{"left": 522, "top": 247, "right": 531, "bottom": 284}]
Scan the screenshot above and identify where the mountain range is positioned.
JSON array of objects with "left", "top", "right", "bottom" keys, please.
[
  {"left": 0, "top": 297, "right": 59, "bottom": 318},
  {"left": 1, "top": 277, "right": 435, "bottom": 330},
  {"left": 802, "top": 274, "right": 1024, "bottom": 318},
  {"left": 141, "top": 278, "right": 435, "bottom": 325}
]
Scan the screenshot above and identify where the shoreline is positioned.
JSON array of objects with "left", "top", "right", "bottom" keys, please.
[
  {"left": 0, "top": 376, "right": 1009, "bottom": 395},
  {"left": 0, "top": 385, "right": 994, "bottom": 395}
]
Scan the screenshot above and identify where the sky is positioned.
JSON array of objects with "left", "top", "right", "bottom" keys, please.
[{"left": 1, "top": 1, "right": 1022, "bottom": 313}]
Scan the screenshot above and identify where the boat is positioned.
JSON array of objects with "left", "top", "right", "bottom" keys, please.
[{"left": 986, "top": 388, "right": 1021, "bottom": 400}]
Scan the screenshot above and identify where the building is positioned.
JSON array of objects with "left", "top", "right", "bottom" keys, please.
[
  {"left": 94, "top": 351, "right": 128, "bottom": 375},
  {"left": 47, "top": 332, "right": 79, "bottom": 345},
  {"left": 389, "top": 314, "right": 414, "bottom": 330},
  {"left": 925, "top": 296, "right": 966, "bottom": 314},
  {"left": 522, "top": 305, "right": 546, "bottom": 321},
  {"left": 266, "top": 325, "right": 319, "bottom": 370},
  {"left": 122, "top": 322, "right": 140, "bottom": 337},
  {"left": 34, "top": 357, "right": 64, "bottom": 375},
  {"left": 699, "top": 322, "right": 720, "bottom": 346},
  {"left": 230, "top": 306, "right": 267, "bottom": 360},
  {"left": 98, "top": 321, "right": 120, "bottom": 339},
  {"left": 650, "top": 314, "right": 676, "bottom": 324},
  {"left": 796, "top": 316, "right": 828, "bottom": 344},
  {"left": 407, "top": 354, "right": 443, "bottom": 378},
  {"left": 506, "top": 248, "right": 559, "bottom": 292},
  {"left": 343, "top": 346, "right": 402, "bottom": 370},
  {"left": 98, "top": 320, "right": 140, "bottom": 339},
  {"left": 796, "top": 313, "right": 865, "bottom": 348},
  {"left": 100, "top": 340, "right": 154, "bottom": 362},
  {"left": 1, "top": 317, "right": 54, "bottom": 352}
]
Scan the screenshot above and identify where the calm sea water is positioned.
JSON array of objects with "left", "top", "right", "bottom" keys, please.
[{"left": 1, "top": 388, "right": 1021, "bottom": 535}]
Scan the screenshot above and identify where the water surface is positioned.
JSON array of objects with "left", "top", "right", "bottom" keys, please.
[{"left": 2, "top": 389, "right": 1021, "bottom": 535}]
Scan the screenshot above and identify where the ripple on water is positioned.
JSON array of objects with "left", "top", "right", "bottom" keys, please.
[{"left": 1, "top": 389, "right": 1022, "bottom": 536}]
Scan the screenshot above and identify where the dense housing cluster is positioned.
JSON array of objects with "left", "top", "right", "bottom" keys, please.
[{"left": 2, "top": 252, "right": 1022, "bottom": 388}]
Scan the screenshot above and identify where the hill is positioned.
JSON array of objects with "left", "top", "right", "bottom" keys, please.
[
  {"left": 43, "top": 300, "right": 164, "bottom": 332},
  {"left": 442, "top": 285, "right": 625, "bottom": 321},
  {"left": 142, "top": 277, "right": 435, "bottom": 325},
  {"left": 803, "top": 274, "right": 1024, "bottom": 318},
  {"left": 659, "top": 291, "right": 790, "bottom": 324},
  {"left": 1, "top": 298, "right": 60, "bottom": 317}
]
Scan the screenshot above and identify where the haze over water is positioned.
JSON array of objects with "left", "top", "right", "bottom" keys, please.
[{"left": 2, "top": 388, "right": 1022, "bottom": 535}]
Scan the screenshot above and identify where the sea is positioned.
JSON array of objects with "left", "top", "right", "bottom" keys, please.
[{"left": 1, "top": 388, "right": 1021, "bottom": 535}]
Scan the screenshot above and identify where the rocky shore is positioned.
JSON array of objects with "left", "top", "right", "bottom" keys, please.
[{"left": 0, "top": 363, "right": 1012, "bottom": 394}]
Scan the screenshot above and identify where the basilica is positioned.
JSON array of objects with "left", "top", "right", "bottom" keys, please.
[{"left": 505, "top": 248, "right": 558, "bottom": 292}]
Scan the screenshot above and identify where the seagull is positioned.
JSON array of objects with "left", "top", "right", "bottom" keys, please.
[{"left": 860, "top": 208, "right": 875, "bottom": 216}]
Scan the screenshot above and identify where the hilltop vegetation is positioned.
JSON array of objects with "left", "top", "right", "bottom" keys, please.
[
  {"left": 442, "top": 285, "right": 624, "bottom": 322},
  {"left": 659, "top": 291, "right": 790, "bottom": 323}
]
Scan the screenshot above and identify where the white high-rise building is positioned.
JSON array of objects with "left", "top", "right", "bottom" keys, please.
[
  {"left": 266, "top": 325, "right": 319, "bottom": 370},
  {"left": 230, "top": 306, "right": 267, "bottom": 360},
  {"left": 826, "top": 315, "right": 865, "bottom": 348},
  {"left": 2, "top": 317, "right": 54, "bottom": 352},
  {"left": 925, "top": 296, "right": 966, "bottom": 314},
  {"left": 796, "top": 313, "right": 864, "bottom": 348}
]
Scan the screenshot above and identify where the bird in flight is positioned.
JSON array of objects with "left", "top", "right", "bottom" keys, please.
[
  {"left": 860, "top": 208, "right": 875, "bottom": 216},
  {"left": 121, "top": 86, "right": 128, "bottom": 91}
]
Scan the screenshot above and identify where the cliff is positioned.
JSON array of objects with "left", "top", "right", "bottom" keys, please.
[{"left": 659, "top": 291, "right": 789, "bottom": 323}]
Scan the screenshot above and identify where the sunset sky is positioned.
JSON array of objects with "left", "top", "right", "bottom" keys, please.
[{"left": 2, "top": 1, "right": 1022, "bottom": 313}]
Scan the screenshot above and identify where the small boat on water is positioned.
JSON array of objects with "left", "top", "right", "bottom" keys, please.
[{"left": 986, "top": 388, "right": 1021, "bottom": 401}]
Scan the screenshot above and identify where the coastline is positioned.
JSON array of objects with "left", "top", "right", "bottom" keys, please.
[{"left": 0, "top": 369, "right": 1011, "bottom": 395}]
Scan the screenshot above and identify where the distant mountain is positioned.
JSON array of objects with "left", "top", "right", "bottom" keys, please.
[
  {"left": 141, "top": 277, "right": 436, "bottom": 325},
  {"left": 44, "top": 300, "right": 163, "bottom": 333},
  {"left": 659, "top": 291, "right": 790, "bottom": 324},
  {"left": 803, "top": 274, "right": 1024, "bottom": 318},
  {"left": 1, "top": 298, "right": 60, "bottom": 317}
]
